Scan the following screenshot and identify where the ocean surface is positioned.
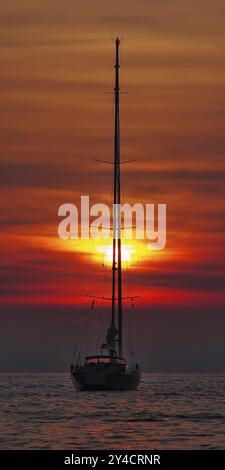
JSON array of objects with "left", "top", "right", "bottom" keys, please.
[{"left": 0, "top": 373, "right": 224, "bottom": 450}]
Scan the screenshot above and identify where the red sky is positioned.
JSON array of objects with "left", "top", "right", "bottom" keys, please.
[{"left": 0, "top": 0, "right": 225, "bottom": 370}]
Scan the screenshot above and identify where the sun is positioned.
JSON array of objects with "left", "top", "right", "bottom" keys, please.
[{"left": 97, "top": 243, "right": 135, "bottom": 264}]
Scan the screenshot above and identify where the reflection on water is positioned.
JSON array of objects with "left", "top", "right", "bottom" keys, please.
[{"left": 0, "top": 373, "right": 225, "bottom": 449}]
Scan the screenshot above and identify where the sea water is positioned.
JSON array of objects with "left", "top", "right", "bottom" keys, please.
[{"left": 0, "top": 373, "right": 224, "bottom": 449}]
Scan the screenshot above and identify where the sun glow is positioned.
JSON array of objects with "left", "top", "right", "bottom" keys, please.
[{"left": 24, "top": 235, "right": 168, "bottom": 267}]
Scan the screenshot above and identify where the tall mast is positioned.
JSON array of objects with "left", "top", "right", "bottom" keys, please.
[
  {"left": 111, "top": 38, "right": 123, "bottom": 356},
  {"left": 116, "top": 38, "right": 123, "bottom": 358},
  {"left": 111, "top": 38, "right": 119, "bottom": 329}
]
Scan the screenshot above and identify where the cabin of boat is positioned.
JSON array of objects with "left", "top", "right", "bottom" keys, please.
[{"left": 85, "top": 355, "right": 126, "bottom": 367}]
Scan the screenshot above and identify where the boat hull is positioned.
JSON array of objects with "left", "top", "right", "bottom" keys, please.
[{"left": 71, "top": 368, "right": 140, "bottom": 391}]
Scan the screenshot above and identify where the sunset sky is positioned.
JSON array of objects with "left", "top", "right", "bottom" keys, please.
[{"left": 0, "top": 0, "right": 225, "bottom": 371}]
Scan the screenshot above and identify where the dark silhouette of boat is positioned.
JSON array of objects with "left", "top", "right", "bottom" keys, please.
[{"left": 71, "top": 38, "right": 141, "bottom": 391}]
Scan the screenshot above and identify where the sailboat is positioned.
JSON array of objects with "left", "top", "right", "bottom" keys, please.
[{"left": 70, "top": 38, "right": 141, "bottom": 391}]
